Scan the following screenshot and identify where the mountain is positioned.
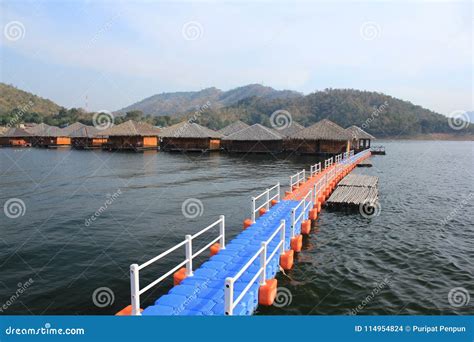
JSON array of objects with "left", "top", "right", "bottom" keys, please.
[
  {"left": 116, "top": 84, "right": 302, "bottom": 116},
  {"left": 0, "top": 83, "right": 62, "bottom": 116}
]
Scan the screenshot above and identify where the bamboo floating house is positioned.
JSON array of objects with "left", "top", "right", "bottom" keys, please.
[
  {"left": 64, "top": 122, "right": 108, "bottom": 149},
  {"left": 0, "top": 127, "right": 33, "bottom": 147},
  {"left": 99, "top": 120, "right": 160, "bottom": 151},
  {"left": 159, "top": 122, "right": 223, "bottom": 152},
  {"left": 26, "top": 123, "right": 71, "bottom": 148},
  {"left": 221, "top": 123, "right": 284, "bottom": 153},
  {"left": 217, "top": 120, "right": 250, "bottom": 136},
  {"left": 287, "top": 119, "right": 352, "bottom": 155},
  {"left": 345, "top": 125, "right": 375, "bottom": 152}
]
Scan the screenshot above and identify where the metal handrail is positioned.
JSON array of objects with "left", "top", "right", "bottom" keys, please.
[
  {"left": 224, "top": 219, "right": 286, "bottom": 315},
  {"left": 251, "top": 183, "right": 280, "bottom": 223},
  {"left": 130, "top": 216, "right": 226, "bottom": 316},
  {"left": 310, "top": 162, "right": 321, "bottom": 177},
  {"left": 289, "top": 169, "right": 306, "bottom": 190},
  {"left": 290, "top": 188, "right": 313, "bottom": 238}
]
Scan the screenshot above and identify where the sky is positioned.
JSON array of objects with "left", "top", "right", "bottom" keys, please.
[{"left": 0, "top": 0, "right": 472, "bottom": 115}]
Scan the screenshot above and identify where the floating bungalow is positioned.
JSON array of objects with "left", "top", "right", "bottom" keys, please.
[
  {"left": 99, "top": 120, "right": 160, "bottom": 151},
  {"left": 26, "top": 123, "right": 71, "bottom": 148},
  {"left": 159, "top": 122, "right": 223, "bottom": 152},
  {"left": 345, "top": 125, "right": 375, "bottom": 152},
  {"left": 277, "top": 121, "right": 305, "bottom": 137},
  {"left": 64, "top": 122, "right": 108, "bottom": 149},
  {"left": 221, "top": 123, "right": 284, "bottom": 153},
  {"left": 287, "top": 119, "right": 352, "bottom": 155},
  {"left": 217, "top": 120, "right": 250, "bottom": 136},
  {"left": 0, "top": 127, "right": 33, "bottom": 147}
]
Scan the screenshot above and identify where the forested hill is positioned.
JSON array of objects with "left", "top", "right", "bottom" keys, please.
[
  {"left": 0, "top": 83, "right": 61, "bottom": 116},
  {"left": 194, "top": 89, "right": 473, "bottom": 137}
]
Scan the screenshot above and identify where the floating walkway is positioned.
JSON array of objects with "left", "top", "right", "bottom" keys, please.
[
  {"left": 326, "top": 174, "right": 379, "bottom": 208},
  {"left": 117, "top": 149, "right": 371, "bottom": 316}
]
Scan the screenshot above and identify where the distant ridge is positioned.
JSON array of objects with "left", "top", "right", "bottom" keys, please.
[{"left": 0, "top": 83, "right": 62, "bottom": 116}]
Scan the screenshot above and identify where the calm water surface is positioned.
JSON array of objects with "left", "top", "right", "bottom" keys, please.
[{"left": 0, "top": 141, "right": 472, "bottom": 315}]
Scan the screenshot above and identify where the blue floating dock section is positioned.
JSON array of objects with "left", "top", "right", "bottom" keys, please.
[{"left": 142, "top": 199, "right": 305, "bottom": 316}]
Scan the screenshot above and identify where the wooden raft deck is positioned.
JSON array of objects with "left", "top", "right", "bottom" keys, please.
[{"left": 326, "top": 174, "right": 378, "bottom": 207}]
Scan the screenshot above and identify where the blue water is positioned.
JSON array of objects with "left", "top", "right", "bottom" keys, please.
[{"left": 0, "top": 141, "right": 472, "bottom": 315}]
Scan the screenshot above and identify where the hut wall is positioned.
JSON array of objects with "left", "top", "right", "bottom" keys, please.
[
  {"left": 56, "top": 137, "right": 71, "bottom": 145},
  {"left": 72, "top": 137, "right": 107, "bottom": 149},
  {"left": 161, "top": 138, "right": 212, "bottom": 151},
  {"left": 223, "top": 140, "right": 283, "bottom": 153},
  {"left": 0, "top": 137, "right": 30, "bottom": 146},
  {"left": 209, "top": 139, "right": 221, "bottom": 150},
  {"left": 105, "top": 136, "right": 158, "bottom": 150},
  {"left": 286, "top": 139, "right": 348, "bottom": 154},
  {"left": 143, "top": 136, "right": 158, "bottom": 147}
]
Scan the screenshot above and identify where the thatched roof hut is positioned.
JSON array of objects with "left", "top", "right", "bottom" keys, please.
[
  {"left": 276, "top": 121, "right": 305, "bottom": 137},
  {"left": 0, "top": 127, "right": 33, "bottom": 147},
  {"left": 222, "top": 123, "right": 284, "bottom": 153},
  {"left": 67, "top": 124, "right": 107, "bottom": 149},
  {"left": 287, "top": 119, "right": 351, "bottom": 155},
  {"left": 159, "top": 121, "right": 223, "bottom": 152},
  {"left": 25, "top": 123, "right": 71, "bottom": 147},
  {"left": 218, "top": 120, "right": 250, "bottom": 136},
  {"left": 61, "top": 122, "right": 87, "bottom": 136},
  {"left": 99, "top": 120, "right": 160, "bottom": 151},
  {"left": 346, "top": 125, "right": 375, "bottom": 151}
]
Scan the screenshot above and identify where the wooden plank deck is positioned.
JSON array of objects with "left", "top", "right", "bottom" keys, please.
[{"left": 326, "top": 174, "right": 379, "bottom": 207}]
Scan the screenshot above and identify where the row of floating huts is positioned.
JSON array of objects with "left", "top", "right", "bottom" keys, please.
[{"left": 0, "top": 118, "right": 375, "bottom": 155}]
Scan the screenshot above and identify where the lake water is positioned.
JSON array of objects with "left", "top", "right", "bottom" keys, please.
[{"left": 0, "top": 141, "right": 472, "bottom": 315}]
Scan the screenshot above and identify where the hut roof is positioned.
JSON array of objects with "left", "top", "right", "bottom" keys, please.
[
  {"left": 98, "top": 120, "right": 160, "bottom": 136},
  {"left": 25, "top": 123, "right": 65, "bottom": 137},
  {"left": 1, "top": 127, "right": 32, "bottom": 137},
  {"left": 222, "top": 123, "right": 284, "bottom": 141},
  {"left": 159, "top": 121, "right": 223, "bottom": 139},
  {"left": 69, "top": 126, "right": 102, "bottom": 138},
  {"left": 289, "top": 119, "right": 352, "bottom": 141},
  {"left": 218, "top": 120, "right": 250, "bottom": 136},
  {"left": 0, "top": 126, "right": 7, "bottom": 135},
  {"left": 277, "top": 121, "right": 305, "bottom": 137},
  {"left": 345, "top": 125, "right": 375, "bottom": 140},
  {"left": 61, "top": 122, "right": 87, "bottom": 136}
]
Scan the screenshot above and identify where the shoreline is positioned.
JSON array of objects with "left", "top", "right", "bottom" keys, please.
[{"left": 377, "top": 133, "right": 473, "bottom": 141}]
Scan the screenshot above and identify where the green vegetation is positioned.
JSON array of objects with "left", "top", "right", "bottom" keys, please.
[{"left": 0, "top": 83, "right": 61, "bottom": 116}]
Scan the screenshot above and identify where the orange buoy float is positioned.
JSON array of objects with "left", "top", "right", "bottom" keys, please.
[
  {"left": 279, "top": 250, "right": 294, "bottom": 270},
  {"left": 314, "top": 201, "right": 322, "bottom": 213},
  {"left": 258, "top": 278, "right": 278, "bottom": 306},
  {"left": 243, "top": 218, "right": 253, "bottom": 229},
  {"left": 301, "top": 219, "right": 311, "bottom": 235},
  {"left": 290, "top": 234, "right": 303, "bottom": 252},
  {"left": 309, "top": 208, "right": 318, "bottom": 220},
  {"left": 210, "top": 243, "right": 220, "bottom": 256},
  {"left": 259, "top": 207, "right": 267, "bottom": 216},
  {"left": 285, "top": 190, "right": 292, "bottom": 197},
  {"left": 271, "top": 199, "right": 278, "bottom": 206},
  {"left": 173, "top": 267, "right": 187, "bottom": 286},
  {"left": 115, "top": 305, "right": 143, "bottom": 316}
]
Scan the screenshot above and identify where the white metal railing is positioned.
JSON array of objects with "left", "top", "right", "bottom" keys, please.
[
  {"left": 251, "top": 183, "right": 280, "bottom": 223},
  {"left": 129, "top": 216, "right": 226, "bottom": 315},
  {"left": 290, "top": 188, "right": 313, "bottom": 238},
  {"left": 310, "top": 162, "right": 321, "bottom": 177},
  {"left": 224, "top": 219, "right": 286, "bottom": 315},
  {"left": 289, "top": 169, "right": 306, "bottom": 190}
]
